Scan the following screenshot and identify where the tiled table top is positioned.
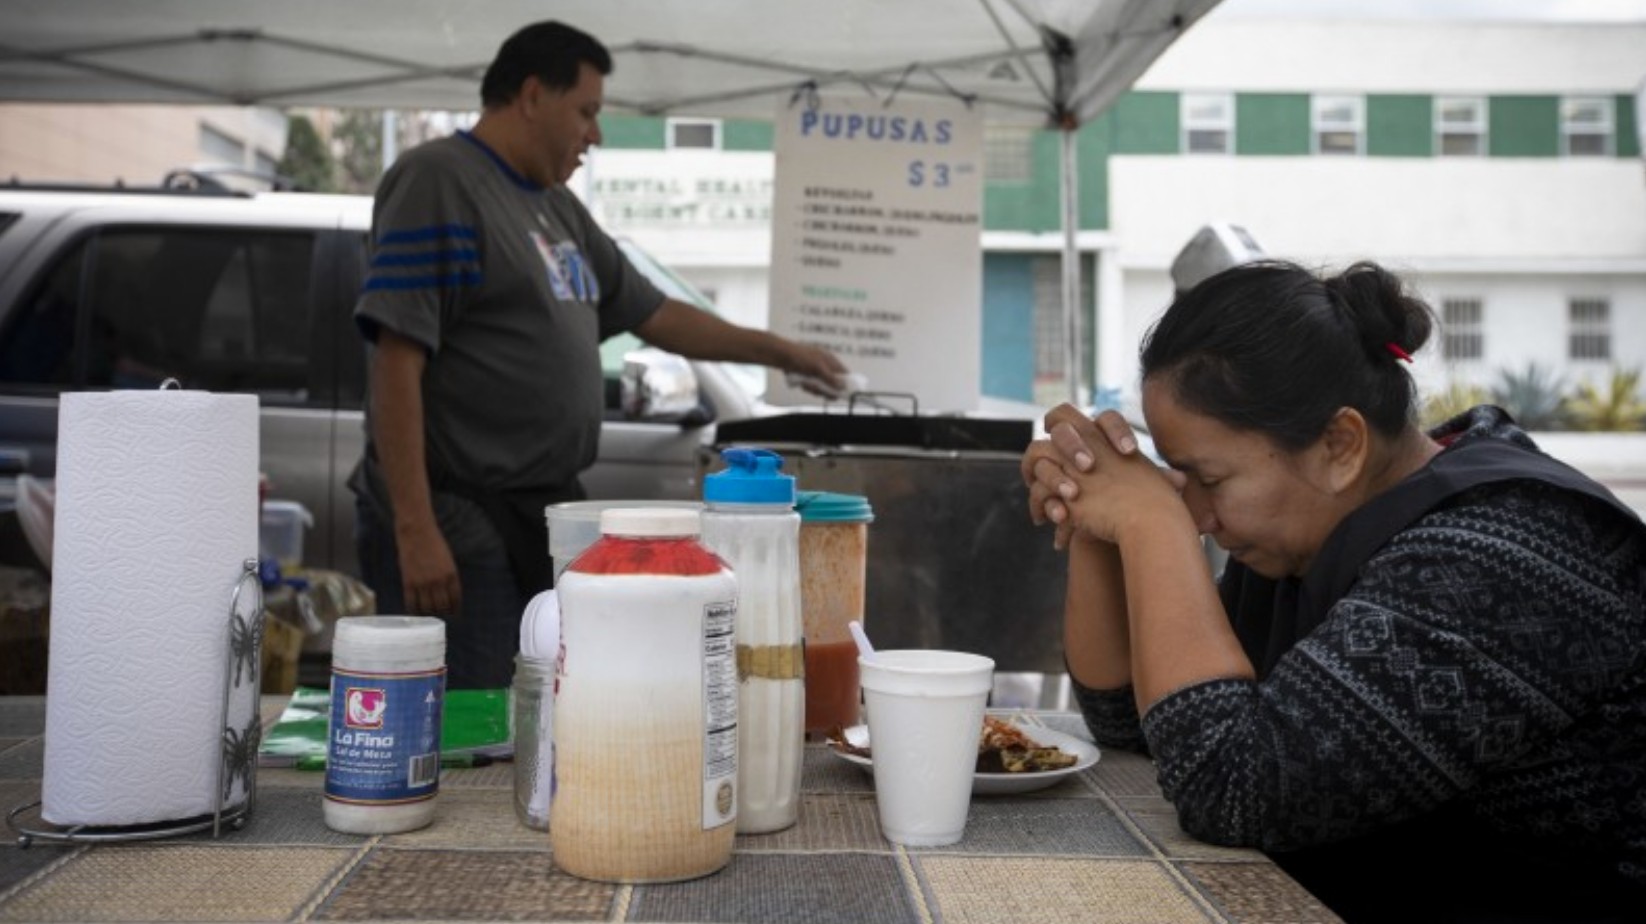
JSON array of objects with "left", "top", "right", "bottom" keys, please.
[{"left": 0, "top": 697, "right": 1338, "bottom": 923}]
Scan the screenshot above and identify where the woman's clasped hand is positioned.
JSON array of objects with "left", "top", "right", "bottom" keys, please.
[{"left": 1021, "top": 405, "right": 1186, "bottom": 550}]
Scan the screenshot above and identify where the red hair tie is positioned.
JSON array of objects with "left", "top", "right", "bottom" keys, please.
[{"left": 1384, "top": 342, "right": 1413, "bottom": 364}]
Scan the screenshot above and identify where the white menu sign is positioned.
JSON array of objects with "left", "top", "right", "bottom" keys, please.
[{"left": 766, "top": 95, "right": 983, "bottom": 411}]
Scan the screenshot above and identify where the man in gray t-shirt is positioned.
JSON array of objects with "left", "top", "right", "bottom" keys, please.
[{"left": 351, "top": 21, "right": 845, "bottom": 687}]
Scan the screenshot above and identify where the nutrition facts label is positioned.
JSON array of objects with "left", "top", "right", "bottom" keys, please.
[{"left": 702, "top": 600, "right": 738, "bottom": 829}]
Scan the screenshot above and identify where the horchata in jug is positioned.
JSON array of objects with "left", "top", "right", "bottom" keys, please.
[
  {"left": 700, "top": 448, "right": 804, "bottom": 834},
  {"left": 551, "top": 507, "right": 738, "bottom": 882}
]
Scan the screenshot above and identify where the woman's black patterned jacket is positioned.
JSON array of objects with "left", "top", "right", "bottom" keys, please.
[{"left": 1074, "top": 406, "right": 1645, "bottom": 920}]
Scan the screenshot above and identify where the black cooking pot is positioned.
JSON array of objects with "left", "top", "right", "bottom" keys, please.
[{"left": 716, "top": 413, "right": 1030, "bottom": 453}]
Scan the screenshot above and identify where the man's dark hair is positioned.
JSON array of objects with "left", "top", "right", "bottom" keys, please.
[{"left": 480, "top": 21, "right": 612, "bottom": 107}]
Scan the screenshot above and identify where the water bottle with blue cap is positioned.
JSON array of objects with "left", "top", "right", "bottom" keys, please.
[{"left": 700, "top": 447, "right": 803, "bottom": 834}]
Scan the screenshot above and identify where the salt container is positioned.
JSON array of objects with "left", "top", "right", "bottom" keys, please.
[
  {"left": 552, "top": 507, "right": 738, "bottom": 882},
  {"left": 700, "top": 448, "right": 804, "bottom": 834},
  {"left": 324, "top": 616, "right": 446, "bottom": 834}
]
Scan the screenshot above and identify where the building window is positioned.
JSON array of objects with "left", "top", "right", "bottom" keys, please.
[
  {"left": 1569, "top": 297, "right": 1611, "bottom": 361},
  {"left": 667, "top": 118, "right": 720, "bottom": 150},
  {"left": 1435, "top": 96, "right": 1486, "bottom": 156},
  {"left": 984, "top": 125, "right": 1034, "bottom": 182},
  {"left": 1312, "top": 95, "right": 1363, "bottom": 155},
  {"left": 1182, "top": 93, "right": 1233, "bottom": 155},
  {"left": 1032, "top": 256, "right": 1064, "bottom": 379},
  {"left": 1561, "top": 97, "right": 1613, "bottom": 156},
  {"left": 1441, "top": 297, "right": 1484, "bottom": 361}
]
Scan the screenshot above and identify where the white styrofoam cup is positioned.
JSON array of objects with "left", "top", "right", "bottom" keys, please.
[{"left": 858, "top": 649, "right": 994, "bottom": 847}]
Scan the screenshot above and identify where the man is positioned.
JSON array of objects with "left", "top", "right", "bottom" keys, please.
[{"left": 350, "top": 21, "right": 846, "bottom": 688}]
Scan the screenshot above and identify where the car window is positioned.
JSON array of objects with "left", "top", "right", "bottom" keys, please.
[
  {"left": 0, "top": 239, "right": 80, "bottom": 387},
  {"left": 334, "top": 230, "right": 371, "bottom": 408},
  {"left": 0, "top": 225, "right": 324, "bottom": 405}
]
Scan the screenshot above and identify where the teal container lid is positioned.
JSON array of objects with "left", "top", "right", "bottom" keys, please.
[
  {"left": 703, "top": 447, "right": 796, "bottom": 505},
  {"left": 795, "top": 490, "right": 874, "bottom": 523}
]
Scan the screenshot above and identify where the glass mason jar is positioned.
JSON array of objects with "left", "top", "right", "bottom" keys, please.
[{"left": 512, "top": 653, "right": 555, "bottom": 831}]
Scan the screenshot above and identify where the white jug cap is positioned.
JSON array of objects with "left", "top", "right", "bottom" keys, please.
[{"left": 600, "top": 507, "right": 701, "bottom": 538}]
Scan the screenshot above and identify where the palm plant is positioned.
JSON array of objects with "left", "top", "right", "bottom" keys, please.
[
  {"left": 1490, "top": 362, "right": 1569, "bottom": 431},
  {"left": 1567, "top": 367, "right": 1646, "bottom": 432}
]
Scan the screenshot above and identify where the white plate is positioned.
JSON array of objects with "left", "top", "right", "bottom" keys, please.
[{"left": 828, "top": 721, "right": 1100, "bottom": 796}]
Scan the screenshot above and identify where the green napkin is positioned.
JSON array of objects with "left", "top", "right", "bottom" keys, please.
[{"left": 259, "top": 686, "right": 512, "bottom": 768}]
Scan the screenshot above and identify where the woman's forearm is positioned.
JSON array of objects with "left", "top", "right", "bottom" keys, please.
[
  {"left": 1115, "top": 510, "right": 1254, "bottom": 709},
  {"left": 1063, "top": 536, "right": 1133, "bottom": 690}
]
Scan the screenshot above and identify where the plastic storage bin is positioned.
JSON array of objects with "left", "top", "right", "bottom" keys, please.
[
  {"left": 545, "top": 499, "right": 702, "bottom": 583},
  {"left": 260, "top": 499, "right": 314, "bottom": 573}
]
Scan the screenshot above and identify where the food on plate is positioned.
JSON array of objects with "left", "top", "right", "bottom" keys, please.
[
  {"left": 976, "top": 716, "right": 1078, "bottom": 773},
  {"left": 827, "top": 726, "right": 872, "bottom": 760},
  {"left": 827, "top": 716, "right": 1080, "bottom": 774}
]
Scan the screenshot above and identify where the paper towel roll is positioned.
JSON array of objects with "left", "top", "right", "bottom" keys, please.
[{"left": 43, "top": 390, "right": 260, "bottom": 827}]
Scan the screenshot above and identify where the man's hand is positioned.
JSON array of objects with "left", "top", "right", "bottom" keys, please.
[
  {"left": 396, "top": 520, "right": 463, "bottom": 616},
  {"left": 782, "top": 342, "right": 850, "bottom": 398},
  {"left": 634, "top": 298, "right": 850, "bottom": 397},
  {"left": 367, "top": 329, "right": 462, "bottom": 617}
]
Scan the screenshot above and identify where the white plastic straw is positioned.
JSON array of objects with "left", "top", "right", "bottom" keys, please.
[{"left": 848, "top": 620, "right": 875, "bottom": 659}]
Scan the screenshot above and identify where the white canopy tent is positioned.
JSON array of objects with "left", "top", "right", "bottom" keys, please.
[{"left": 0, "top": 0, "right": 1221, "bottom": 403}]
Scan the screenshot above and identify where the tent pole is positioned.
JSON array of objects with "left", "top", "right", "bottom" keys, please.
[
  {"left": 381, "top": 110, "right": 398, "bottom": 173},
  {"left": 1060, "top": 123, "right": 1083, "bottom": 407}
]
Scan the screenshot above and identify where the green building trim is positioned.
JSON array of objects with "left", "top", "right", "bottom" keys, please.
[
  {"left": 597, "top": 87, "right": 1634, "bottom": 235},
  {"left": 1367, "top": 94, "right": 1432, "bottom": 157},
  {"left": 1616, "top": 94, "right": 1641, "bottom": 159},
  {"left": 722, "top": 119, "right": 774, "bottom": 152},
  {"left": 1489, "top": 96, "right": 1560, "bottom": 157},
  {"left": 1235, "top": 93, "right": 1310, "bottom": 155},
  {"left": 599, "top": 114, "right": 666, "bottom": 149},
  {"left": 1109, "top": 92, "right": 1179, "bottom": 154},
  {"left": 983, "top": 128, "right": 1068, "bottom": 233}
]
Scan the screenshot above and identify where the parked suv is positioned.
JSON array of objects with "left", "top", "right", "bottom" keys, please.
[{"left": 0, "top": 184, "right": 763, "bottom": 577}]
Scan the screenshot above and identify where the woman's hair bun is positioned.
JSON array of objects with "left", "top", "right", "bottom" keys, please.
[
  {"left": 1323, "top": 262, "right": 1434, "bottom": 358},
  {"left": 1142, "top": 259, "right": 1434, "bottom": 448}
]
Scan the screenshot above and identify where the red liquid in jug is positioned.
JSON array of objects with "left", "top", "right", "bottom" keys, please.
[{"left": 804, "top": 639, "right": 862, "bottom": 732}]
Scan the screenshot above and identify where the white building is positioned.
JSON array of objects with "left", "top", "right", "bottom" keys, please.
[
  {"left": 0, "top": 104, "right": 288, "bottom": 188},
  {"left": 579, "top": 16, "right": 1646, "bottom": 413},
  {"left": 1115, "top": 18, "right": 1646, "bottom": 407}
]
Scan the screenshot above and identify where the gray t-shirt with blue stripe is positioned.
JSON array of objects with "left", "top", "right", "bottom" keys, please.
[{"left": 355, "top": 131, "right": 663, "bottom": 494}]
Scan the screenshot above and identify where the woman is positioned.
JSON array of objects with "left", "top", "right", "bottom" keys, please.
[{"left": 1023, "top": 261, "right": 1645, "bottom": 923}]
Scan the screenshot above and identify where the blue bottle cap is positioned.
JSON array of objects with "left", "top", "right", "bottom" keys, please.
[
  {"left": 795, "top": 491, "right": 874, "bottom": 523},
  {"left": 703, "top": 448, "right": 796, "bottom": 505}
]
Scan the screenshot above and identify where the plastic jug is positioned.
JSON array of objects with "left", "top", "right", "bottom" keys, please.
[
  {"left": 552, "top": 507, "right": 738, "bottom": 882},
  {"left": 795, "top": 491, "right": 874, "bottom": 733},
  {"left": 699, "top": 448, "right": 803, "bottom": 834}
]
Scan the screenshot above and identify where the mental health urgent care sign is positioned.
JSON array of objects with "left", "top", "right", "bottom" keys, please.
[{"left": 765, "top": 95, "right": 983, "bottom": 411}]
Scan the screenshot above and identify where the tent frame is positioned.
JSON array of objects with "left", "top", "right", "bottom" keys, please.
[{"left": 0, "top": 0, "right": 1221, "bottom": 405}]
